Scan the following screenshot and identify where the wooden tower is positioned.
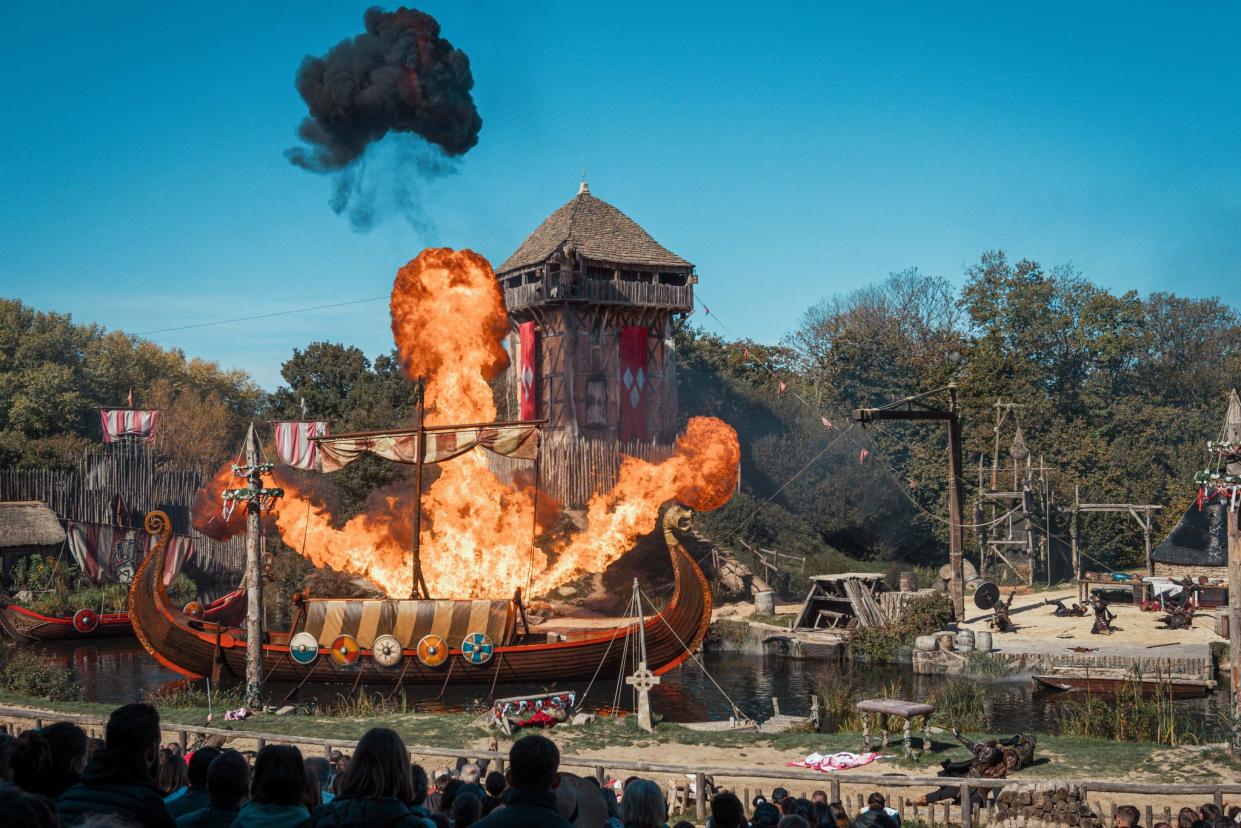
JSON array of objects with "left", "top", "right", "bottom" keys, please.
[{"left": 496, "top": 182, "right": 696, "bottom": 506}]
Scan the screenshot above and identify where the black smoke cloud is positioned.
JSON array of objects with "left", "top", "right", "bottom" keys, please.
[{"left": 287, "top": 7, "right": 482, "bottom": 229}]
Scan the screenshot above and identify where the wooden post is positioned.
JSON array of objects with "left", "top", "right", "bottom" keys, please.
[
  {"left": 1227, "top": 390, "right": 1241, "bottom": 754},
  {"left": 695, "top": 772, "right": 707, "bottom": 820},
  {"left": 1071, "top": 485, "right": 1081, "bottom": 582},
  {"left": 947, "top": 385, "right": 966, "bottom": 620},
  {"left": 1144, "top": 505, "right": 1154, "bottom": 577},
  {"left": 959, "top": 785, "right": 972, "bottom": 828},
  {"left": 243, "top": 423, "right": 263, "bottom": 707},
  {"left": 830, "top": 779, "right": 840, "bottom": 803}
]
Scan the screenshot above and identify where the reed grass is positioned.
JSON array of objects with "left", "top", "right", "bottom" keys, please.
[
  {"left": 932, "top": 678, "right": 986, "bottom": 731},
  {"left": 1054, "top": 670, "right": 1199, "bottom": 746}
]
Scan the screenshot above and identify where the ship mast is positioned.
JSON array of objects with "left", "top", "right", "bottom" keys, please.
[{"left": 410, "top": 377, "right": 430, "bottom": 600}]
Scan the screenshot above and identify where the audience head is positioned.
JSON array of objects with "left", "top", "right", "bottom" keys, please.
[
  {"left": 1201, "top": 805, "right": 1223, "bottom": 822},
  {"left": 452, "top": 791, "right": 482, "bottom": 827},
  {"left": 781, "top": 795, "right": 797, "bottom": 815},
  {"left": 672, "top": 822, "right": 696, "bottom": 828},
  {"left": 778, "top": 817, "right": 812, "bottom": 828},
  {"left": 710, "top": 791, "right": 746, "bottom": 828},
  {"left": 1154, "top": 823, "right": 1174, "bottom": 828},
  {"left": 752, "top": 802, "right": 782, "bottom": 828},
  {"left": 187, "top": 745, "right": 221, "bottom": 789},
  {"left": 460, "top": 762, "right": 481, "bottom": 784},
  {"left": 305, "top": 756, "right": 331, "bottom": 788},
  {"left": 484, "top": 769, "right": 506, "bottom": 797},
  {"left": 507, "top": 734, "right": 560, "bottom": 791},
  {"left": 340, "top": 727, "right": 415, "bottom": 804},
  {"left": 1116, "top": 805, "right": 1141, "bottom": 828},
  {"left": 812, "top": 790, "right": 828, "bottom": 804},
  {"left": 772, "top": 786, "right": 789, "bottom": 802},
  {"left": 1179, "top": 808, "right": 1199, "bottom": 828},
  {"left": 410, "top": 762, "right": 429, "bottom": 806},
  {"left": 105, "top": 703, "right": 162, "bottom": 765},
  {"left": 620, "top": 778, "right": 666, "bottom": 828},
  {"left": 440, "top": 778, "right": 464, "bottom": 812},
  {"left": 0, "top": 733, "right": 15, "bottom": 781},
  {"left": 158, "top": 753, "right": 188, "bottom": 795},
  {"left": 868, "top": 792, "right": 887, "bottom": 811},
  {"left": 429, "top": 814, "right": 451, "bottom": 828},
  {"left": 207, "top": 749, "right": 250, "bottom": 808},
  {"left": 251, "top": 744, "right": 307, "bottom": 807},
  {"left": 830, "top": 801, "right": 852, "bottom": 828}
]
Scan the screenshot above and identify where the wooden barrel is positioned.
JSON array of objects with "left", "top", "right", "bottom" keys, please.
[
  {"left": 974, "top": 630, "right": 993, "bottom": 652},
  {"left": 754, "top": 590, "right": 776, "bottom": 616},
  {"left": 914, "top": 634, "right": 938, "bottom": 651},
  {"left": 899, "top": 571, "right": 916, "bottom": 592},
  {"left": 954, "top": 629, "right": 975, "bottom": 652},
  {"left": 935, "top": 631, "right": 956, "bottom": 651}
]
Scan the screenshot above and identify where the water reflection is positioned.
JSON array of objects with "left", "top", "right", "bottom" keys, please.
[{"left": 12, "top": 640, "right": 1230, "bottom": 738}]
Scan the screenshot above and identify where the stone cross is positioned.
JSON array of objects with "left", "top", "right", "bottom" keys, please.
[{"left": 625, "top": 661, "right": 660, "bottom": 732}]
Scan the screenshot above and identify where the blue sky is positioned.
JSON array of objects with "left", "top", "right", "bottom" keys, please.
[{"left": 2, "top": 2, "right": 1238, "bottom": 389}]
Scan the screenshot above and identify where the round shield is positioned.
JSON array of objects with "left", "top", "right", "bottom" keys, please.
[
  {"left": 329, "top": 634, "right": 360, "bottom": 667},
  {"left": 416, "top": 634, "right": 448, "bottom": 667},
  {"left": 72, "top": 608, "right": 98, "bottom": 633},
  {"left": 973, "top": 581, "right": 1001, "bottom": 610},
  {"left": 371, "top": 634, "right": 403, "bottom": 668},
  {"left": 183, "top": 601, "right": 204, "bottom": 619},
  {"left": 289, "top": 631, "right": 320, "bottom": 665},
  {"left": 461, "top": 632, "right": 494, "bottom": 665}
]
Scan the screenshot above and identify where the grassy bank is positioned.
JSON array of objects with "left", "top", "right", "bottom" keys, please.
[{"left": 2, "top": 689, "right": 1239, "bottom": 783}]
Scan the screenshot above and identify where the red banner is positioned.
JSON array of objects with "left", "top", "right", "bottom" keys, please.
[
  {"left": 99, "top": 409, "right": 160, "bottom": 443},
  {"left": 519, "top": 321, "right": 539, "bottom": 420},
  {"left": 620, "top": 326, "right": 649, "bottom": 441}
]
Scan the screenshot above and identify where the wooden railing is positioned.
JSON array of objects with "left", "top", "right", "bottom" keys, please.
[
  {"left": 1, "top": 704, "right": 1235, "bottom": 826},
  {"left": 503, "top": 278, "right": 693, "bottom": 312}
]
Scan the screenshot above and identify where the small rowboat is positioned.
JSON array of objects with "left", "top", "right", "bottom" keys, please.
[
  {"left": 0, "top": 588, "right": 245, "bottom": 644},
  {"left": 1032, "top": 672, "right": 1210, "bottom": 699}
]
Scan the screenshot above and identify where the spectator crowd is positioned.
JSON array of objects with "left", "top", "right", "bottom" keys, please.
[{"left": 0, "top": 703, "right": 1232, "bottom": 828}]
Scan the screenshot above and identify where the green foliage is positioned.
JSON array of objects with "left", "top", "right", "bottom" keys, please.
[
  {"left": 814, "top": 666, "right": 862, "bottom": 731},
  {"left": 143, "top": 681, "right": 245, "bottom": 710},
  {"left": 0, "top": 299, "right": 260, "bottom": 469},
  {"left": 167, "top": 573, "right": 198, "bottom": 608},
  {"left": 848, "top": 627, "right": 905, "bottom": 663},
  {"left": 1055, "top": 673, "right": 1198, "bottom": 745},
  {"left": 7, "top": 553, "right": 60, "bottom": 592},
  {"left": 932, "top": 678, "right": 986, "bottom": 731},
  {"left": 0, "top": 650, "right": 82, "bottom": 701},
  {"left": 889, "top": 592, "right": 955, "bottom": 639},
  {"left": 964, "top": 651, "right": 1016, "bottom": 677},
  {"left": 27, "top": 583, "right": 129, "bottom": 616}
]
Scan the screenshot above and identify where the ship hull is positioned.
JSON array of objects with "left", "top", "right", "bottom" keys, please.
[
  {"left": 0, "top": 589, "right": 245, "bottom": 644},
  {"left": 129, "top": 508, "right": 712, "bottom": 686}
]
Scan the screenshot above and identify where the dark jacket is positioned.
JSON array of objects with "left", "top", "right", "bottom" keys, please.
[
  {"left": 301, "top": 795, "right": 434, "bottom": 827},
  {"left": 230, "top": 800, "right": 309, "bottom": 828},
  {"left": 177, "top": 804, "right": 242, "bottom": 828},
  {"left": 57, "top": 748, "right": 175, "bottom": 828},
  {"left": 854, "top": 807, "right": 899, "bottom": 828},
  {"left": 168, "top": 786, "right": 212, "bottom": 819},
  {"left": 472, "top": 787, "right": 573, "bottom": 828}
]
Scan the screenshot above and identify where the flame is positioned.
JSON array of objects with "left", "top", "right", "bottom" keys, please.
[
  {"left": 198, "top": 248, "right": 740, "bottom": 600},
  {"left": 191, "top": 464, "right": 247, "bottom": 541}
]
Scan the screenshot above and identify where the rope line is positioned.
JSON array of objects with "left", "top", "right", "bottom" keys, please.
[{"left": 134, "top": 296, "right": 387, "bottom": 336}]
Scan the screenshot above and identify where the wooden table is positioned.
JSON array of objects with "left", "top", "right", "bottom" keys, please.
[{"left": 856, "top": 698, "right": 935, "bottom": 759}]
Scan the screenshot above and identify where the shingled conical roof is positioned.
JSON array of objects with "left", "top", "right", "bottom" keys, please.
[{"left": 498, "top": 183, "right": 692, "bottom": 274}]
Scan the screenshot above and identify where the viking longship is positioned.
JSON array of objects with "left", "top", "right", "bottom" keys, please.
[
  {"left": 0, "top": 588, "right": 244, "bottom": 644},
  {"left": 129, "top": 506, "right": 711, "bottom": 686}
]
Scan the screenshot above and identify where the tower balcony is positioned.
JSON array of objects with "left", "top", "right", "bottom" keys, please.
[{"left": 502, "top": 271, "right": 694, "bottom": 313}]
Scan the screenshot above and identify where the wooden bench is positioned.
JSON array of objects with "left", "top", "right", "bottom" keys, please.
[{"left": 856, "top": 699, "right": 935, "bottom": 759}]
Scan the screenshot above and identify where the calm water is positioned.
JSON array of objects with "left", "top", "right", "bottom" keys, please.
[{"left": 11, "top": 639, "right": 1231, "bottom": 738}]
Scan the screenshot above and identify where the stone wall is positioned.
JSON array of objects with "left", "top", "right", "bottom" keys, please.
[
  {"left": 1153, "top": 563, "right": 1226, "bottom": 579},
  {"left": 994, "top": 783, "right": 1103, "bottom": 828}
]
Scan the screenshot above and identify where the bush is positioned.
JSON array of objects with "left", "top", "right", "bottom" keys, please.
[
  {"left": 0, "top": 650, "right": 82, "bottom": 701},
  {"left": 167, "top": 573, "right": 198, "bottom": 608},
  {"left": 849, "top": 626, "right": 905, "bottom": 663},
  {"left": 890, "top": 592, "right": 954, "bottom": 639}
]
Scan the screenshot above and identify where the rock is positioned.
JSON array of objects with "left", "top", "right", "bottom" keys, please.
[
  {"left": 274, "top": 705, "right": 297, "bottom": 716},
  {"left": 570, "top": 713, "right": 596, "bottom": 726}
]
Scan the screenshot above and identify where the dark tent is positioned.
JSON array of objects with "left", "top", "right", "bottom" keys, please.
[{"left": 1151, "top": 498, "right": 1227, "bottom": 568}]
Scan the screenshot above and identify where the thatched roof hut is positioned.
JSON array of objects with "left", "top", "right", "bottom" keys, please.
[{"left": 0, "top": 501, "right": 65, "bottom": 550}]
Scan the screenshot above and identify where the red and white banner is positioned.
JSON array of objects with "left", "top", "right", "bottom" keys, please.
[
  {"left": 518, "top": 321, "right": 539, "bottom": 420},
  {"left": 99, "top": 409, "right": 160, "bottom": 444},
  {"left": 66, "top": 520, "right": 195, "bottom": 585},
  {"left": 274, "top": 421, "right": 328, "bottom": 470},
  {"left": 619, "top": 326, "right": 649, "bottom": 442}
]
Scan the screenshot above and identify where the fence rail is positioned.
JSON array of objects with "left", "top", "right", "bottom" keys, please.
[{"left": 1, "top": 704, "right": 1233, "bottom": 826}]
